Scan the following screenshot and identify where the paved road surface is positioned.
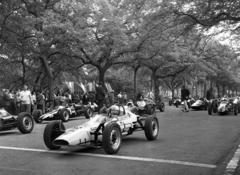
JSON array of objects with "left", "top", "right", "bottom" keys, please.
[{"left": 1, "top": 106, "right": 240, "bottom": 175}]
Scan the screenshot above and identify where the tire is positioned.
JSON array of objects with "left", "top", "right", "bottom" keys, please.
[
  {"left": 208, "top": 103, "right": 212, "bottom": 115},
  {"left": 159, "top": 103, "right": 165, "bottom": 112},
  {"left": 234, "top": 104, "right": 238, "bottom": 115},
  {"left": 17, "top": 112, "right": 34, "bottom": 134},
  {"left": 84, "top": 107, "right": 93, "bottom": 119},
  {"left": 59, "top": 108, "right": 70, "bottom": 122},
  {"left": 43, "top": 121, "right": 65, "bottom": 150},
  {"left": 147, "top": 105, "right": 155, "bottom": 115},
  {"left": 144, "top": 115, "right": 159, "bottom": 140},
  {"left": 33, "top": 109, "right": 43, "bottom": 123},
  {"left": 176, "top": 104, "right": 179, "bottom": 108},
  {"left": 102, "top": 122, "right": 122, "bottom": 154}
]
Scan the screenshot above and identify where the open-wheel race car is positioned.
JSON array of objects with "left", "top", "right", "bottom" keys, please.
[
  {"left": 172, "top": 97, "right": 181, "bottom": 107},
  {"left": 43, "top": 104, "right": 159, "bottom": 154},
  {"left": 0, "top": 109, "right": 34, "bottom": 134},
  {"left": 128, "top": 98, "right": 156, "bottom": 116},
  {"left": 191, "top": 98, "right": 208, "bottom": 110},
  {"left": 33, "top": 103, "right": 94, "bottom": 123},
  {"left": 208, "top": 97, "right": 238, "bottom": 115}
]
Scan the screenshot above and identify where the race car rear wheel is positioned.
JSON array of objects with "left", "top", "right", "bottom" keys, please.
[
  {"left": 147, "top": 105, "right": 155, "bottom": 115},
  {"left": 234, "top": 104, "right": 238, "bottom": 115},
  {"left": 44, "top": 121, "right": 65, "bottom": 150},
  {"left": 208, "top": 103, "right": 212, "bottom": 115},
  {"left": 17, "top": 112, "right": 34, "bottom": 134},
  {"left": 84, "top": 107, "right": 93, "bottom": 119},
  {"left": 159, "top": 103, "right": 165, "bottom": 112},
  {"left": 33, "top": 109, "right": 43, "bottom": 123},
  {"left": 144, "top": 115, "right": 159, "bottom": 141},
  {"left": 59, "top": 109, "right": 70, "bottom": 122},
  {"left": 103, "top": 123, "right": 122, "bottom": 154}
]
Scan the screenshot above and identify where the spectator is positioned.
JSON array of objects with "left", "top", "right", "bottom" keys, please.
[
  {"left": 72, "top": 91, "right": 80, "bottom": 104},
  {"left": 96, "top": 82, "right": 105, "bottom": 113},
  {"left": 117, "top": 92, "right": 123, "bottom": 104},
  {"left": 123, "top": 92, "right": 127, "bottom": 105},
  {"left": 146, "top": 90, "right": 155, "bottom": 100},
  {"left": 16, "top": 89, "right": 21, "bottom": 115},
  {"left": 181, "top": 85, "right": 190, "bottom": 112},
  {"left": 37, "top": 90, "right": 45, "bottom": 112},
  {"left": 9, "top": 90, "right": 17, "bottom": 115},
  {"left": 82, "top": 92, "right": 90, "bottom": 105},
  {"left": 2, "top": 89, "right": 11, "bottom": 113},
  {"left": 20, "top": 85, "right": 33, "bottom": 113},
  {"left": 206, "top": 87, "right": 214, "bottom": 100},
  {"left": 31, "top": 91, "right": 37, "bottom": 113},
  {"left": 136, "top": 90, "right": 143, "bottom": 101}
]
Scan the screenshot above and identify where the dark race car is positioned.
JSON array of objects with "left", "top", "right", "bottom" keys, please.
[
  {"left": 191, "top": 98, "right": 208, "bottom": 110},
  {"left": 127, "top": 98, "right": 156, "bottom": 116},
  {"left": 33, "top": 103, "right": 94, "bottom": 123},
  {"left": 173, "top": 97, "right": 181, "bottom": 108},
  {"left": 208, "top": 97, "right": 238, "bottom": 115},
  {"left": 0, "top": 109, "right": 34, "bottom": 134}
]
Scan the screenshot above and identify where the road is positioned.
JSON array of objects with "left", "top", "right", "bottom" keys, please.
[{"left": 1, "top": 106, "right": 240, "bottom": 175}]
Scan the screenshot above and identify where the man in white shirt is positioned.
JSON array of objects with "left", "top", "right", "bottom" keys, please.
[{"left": 20, "top": 85, "right": 33, "bottom": 113}]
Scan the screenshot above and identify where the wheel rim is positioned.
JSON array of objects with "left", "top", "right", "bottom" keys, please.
[
  {"left": 110, "top": 128, "right": 121, "bottom": 150},
  {"left": 63, "top": 111, "right": 69, "bottom": 120},
  {"left": 152, "top": 119, "right": 158, "bottom": 136},
  {"left": 23, "top": 115, "right": 33, "bottom": 131},
  {"left": 88, "top": 109, "right": 93, "bottom": 117}
]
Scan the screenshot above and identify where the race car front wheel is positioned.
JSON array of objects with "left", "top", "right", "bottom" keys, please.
[
  {"left": 59, "top": 109, "right": 70, "bottom": 122},
  {"left": 84, "top": 107, "right": 93, "bottom": 119},
  {"left": 44, "top": 121, "right": 65, "bottom": 150},
  {"left": 17, "top": 112, "right": 34, "bottom": 134},
  {"left": 33, "top": 109, "right": 43, "bottom": 123},
  {"left": 103, "top": 123, "right": 122, "bottom": 154},
  {"left": 144, "top": 115, "right": 159, "bottom": 140}
]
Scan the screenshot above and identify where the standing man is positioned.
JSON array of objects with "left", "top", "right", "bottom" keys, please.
[
  {"left": 181, "top": 85, "right": 190, "bottom": 112},
  {"left": 2, "top": 89, "right": 10, "bottom": 113},
  {"left": 20, "top": 85, "right": 33, "bottom": 113},
  {"left": 96, "top": 82, "right": 105, "bottom": 113}
]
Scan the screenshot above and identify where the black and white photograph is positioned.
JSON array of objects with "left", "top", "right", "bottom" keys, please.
[{"left": 1, "top": 0, "right": 240, "bottom": 174}]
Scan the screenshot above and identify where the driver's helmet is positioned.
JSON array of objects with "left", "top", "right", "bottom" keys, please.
[{"left": 109, "top": 105, "right": 120, "bottom": 115}]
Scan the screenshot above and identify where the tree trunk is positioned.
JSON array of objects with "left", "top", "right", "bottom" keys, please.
[
  {"left": 204, "top": 83, "right": 206, "bottom": 98},
  {"left": 171, "top": 88, "right": 174, "bottom": 101},
  {"left": 21, "top": 56, "right": 26, "bottom": 86},
  {"left": 39, "top": 56, "right": 54, "bottom": 101},
  {"left": 216, "top": 82, "right": 220, "bottom": 98},
  {"left": 133, "top": 66, "right": 139, "bottom": 98},
  {"left": 222, "top": 85, "right": 226, "bottom": 96}
]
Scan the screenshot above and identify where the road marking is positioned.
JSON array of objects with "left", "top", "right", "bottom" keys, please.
[
  {"left": 0, "top": 166, "right": 38, "bottom": 173},
  {"left": 0, "top": 146, "right": 217, "bottom": 169},
  {"left": 224, "top": 145, "right": 240, "bottom": 175}
]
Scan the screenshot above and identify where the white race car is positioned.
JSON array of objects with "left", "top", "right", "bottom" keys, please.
[{"left": 43, "top": 104, "right": 159, "bottom": 154}]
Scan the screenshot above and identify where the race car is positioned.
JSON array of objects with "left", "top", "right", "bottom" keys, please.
[
  {"left": 173, "top": 97, "right": 181, "bottom": 107},
  {"left": 0, "top": 109, "right": 34, "bottom": 134},
  {"left": 43, "top": 104, "right": 159, "bottom": 154},
  {"left": 208, "top": 97, "right": 238, "bottom": 115},
  {"left": 129, "top": 98, "right": 156, "bottom": 116},
  {"left": 156, "top": 101, "right": 165, "bottom": 112},
  {"left": 191, "top": 98, "right": 208, "bottom": 110},
  {"left": 33, "top": 103, "right": 94, "bottom": 123}
]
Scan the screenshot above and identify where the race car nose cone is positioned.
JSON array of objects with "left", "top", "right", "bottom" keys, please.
[{"left": 53, "top": 140, "right": 69, "bottom": 146}]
